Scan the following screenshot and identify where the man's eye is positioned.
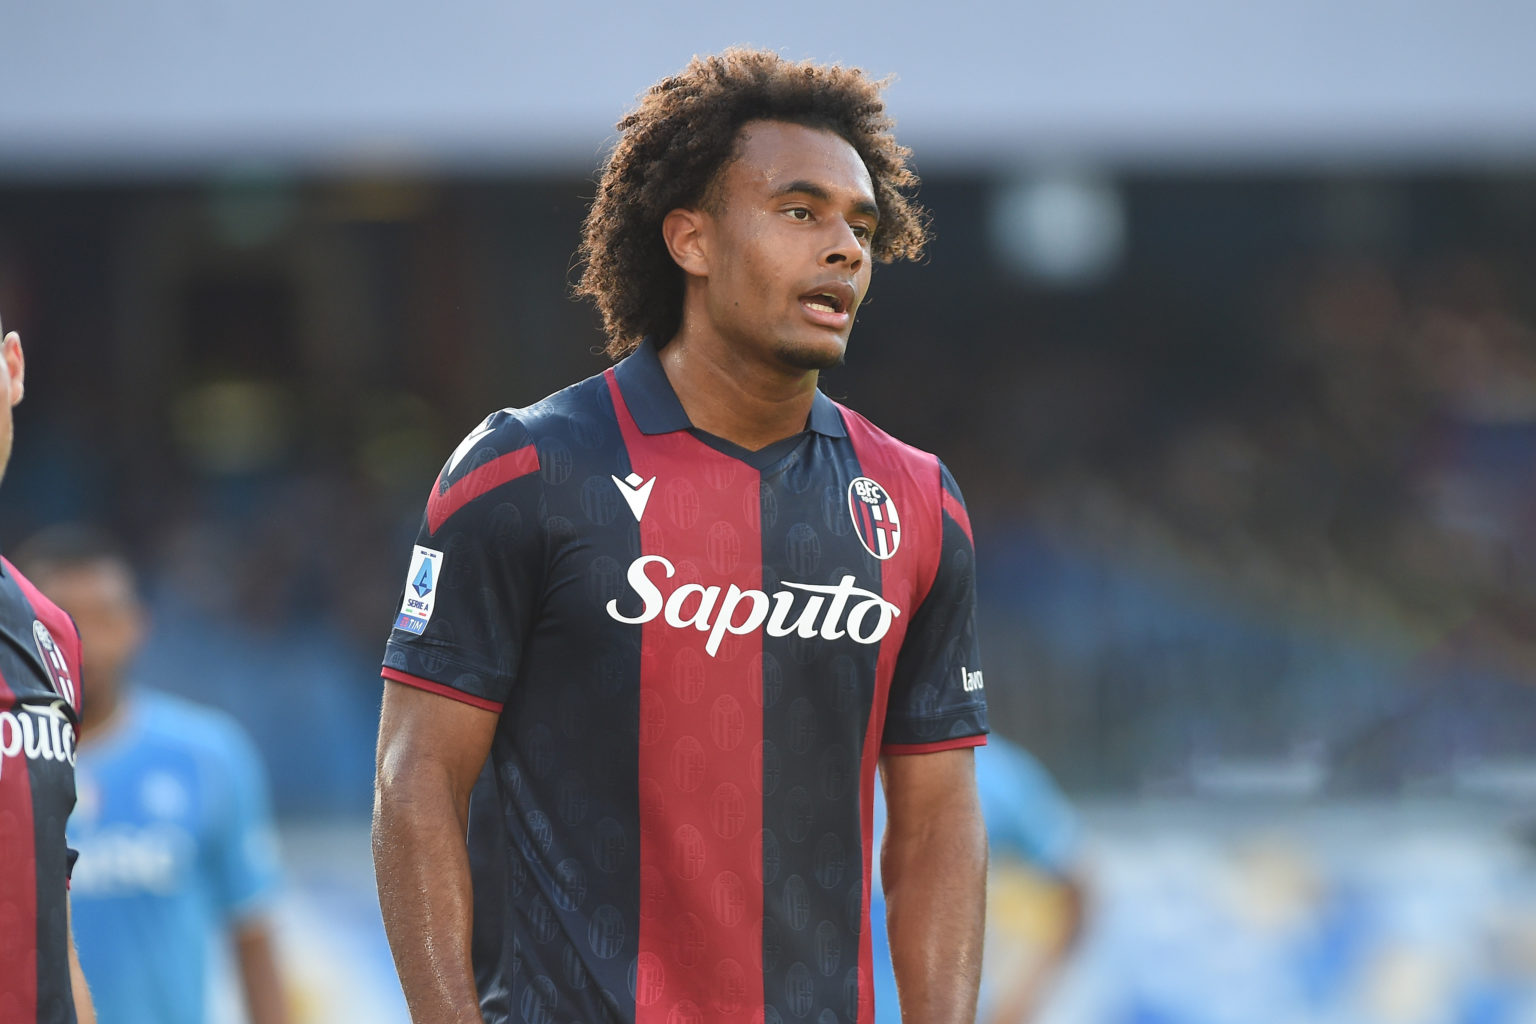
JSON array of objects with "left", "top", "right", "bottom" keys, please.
[
  {"left": 788, "top": 208, "right": 812, "bottom": 221},
  {"left": 852, "top": 224, "right": 872, "bottom": 239}
]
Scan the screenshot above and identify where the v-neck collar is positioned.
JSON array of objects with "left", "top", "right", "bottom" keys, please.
[{"left": 611, "top": 337, "right": 847, "bottom": 441}]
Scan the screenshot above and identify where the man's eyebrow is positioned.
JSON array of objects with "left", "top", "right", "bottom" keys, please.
[{"left": 772, "top": 180, "right": 881, "bottom": 221}]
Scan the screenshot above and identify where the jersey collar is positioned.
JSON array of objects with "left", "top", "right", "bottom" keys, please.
[{"left": 613, "top": 337, "right": 847, "bottom": 438}]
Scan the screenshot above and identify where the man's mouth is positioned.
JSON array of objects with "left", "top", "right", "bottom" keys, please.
[
  {"left": 798, "top": 282, "right": 856, "bottom": 327},
  {"left": 803, "top": 292, "right": 846, "bottom": 314}
]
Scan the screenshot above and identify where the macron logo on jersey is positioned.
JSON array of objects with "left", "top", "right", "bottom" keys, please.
[
  {"left": 612, "top": 472, "right": 657, "bottom": 521},
  {"left": 605, "top": 554, "right": 902, "bottom": 657},
  {"left": 395, "top": 545, "right": 443, "bottom": 636}
]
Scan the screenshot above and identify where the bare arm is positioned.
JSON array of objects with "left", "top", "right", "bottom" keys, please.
[
  {"left": 373, "top": 679, "right": 500, "bottom": 1024},
  {"left": 981, "top": 871, "right": 1087, "bottom": 1024},
  {"left": 880, "top": 747, "right": 988, "bottom": 1024},
  {"left": 67, "top": 899, "right": 96, "bottom": 1024},
  {"left": 234, "top": 916, "right": 292, "bottom": 1024}
]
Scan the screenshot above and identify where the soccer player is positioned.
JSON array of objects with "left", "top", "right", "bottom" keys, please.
[
  {"left": 870, "top": 735, "right": 1088, "bottom": 1023},
  {"left": 374, "top": 48, "right": 989, "bottom": 1024},
  {"left": 0, "top": 314, "right": 97, "bottom": 1024},
  {"left": 13, "top": 526, "right": 290, "bottom": 1024}
]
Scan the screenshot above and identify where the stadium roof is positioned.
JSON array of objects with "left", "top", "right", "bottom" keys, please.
[{"left": 4, "top": 0, "right": 1535, "bottom": 177}]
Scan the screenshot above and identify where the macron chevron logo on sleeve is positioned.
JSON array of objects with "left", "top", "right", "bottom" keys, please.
[{"left": 612, "top": 472, "right": 657, "bottom": 521}]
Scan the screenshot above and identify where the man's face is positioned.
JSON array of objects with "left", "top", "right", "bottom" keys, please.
[
  {"left": 0, "top": 328, "right": 25, "bottom": 486},
  {"left": 32, "top": 562, "right": 144, "bottom": 709},
  {"left": 695, "top": 121, "right": 878, "bottom": 372}
]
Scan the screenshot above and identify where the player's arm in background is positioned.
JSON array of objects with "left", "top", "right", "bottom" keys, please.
[
  {"left": 213, "top": 717, "right": 294, "bottom": 1024},
  {"left": 372, "top": 411, "right": 543, "bottom": 1024},
  {"left": 982, "top": 871, "right": 1086, "bottom": 1024},
  {"left": 235, "top": 922, "right": 290, "bottom": 1024},
  {"left": 879, "top": 461, "right": 990, "bottom": 1024},
  {"left": 977, "top": 739, "right": 1089, "bottom": 1024},
  {"left": 68, "top": 898, "right": 97, "bottom": 1024}
]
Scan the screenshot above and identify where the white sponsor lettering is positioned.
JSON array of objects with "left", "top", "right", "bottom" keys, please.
[
  {"left": 961, "top": 666, "right": 985, "bottom": 692},
  {"left": 605, "top": 555, "right": 901, "bottom": 657},
  {"left": 70, "top": 824, "right": 192, "bottom": 896},
  {"left": 0, "top": 701, "right": 78, "bottom": 775}
]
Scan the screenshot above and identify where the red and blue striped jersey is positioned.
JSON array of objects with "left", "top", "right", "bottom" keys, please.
[
  {"left": 0, "top": 557, "right": 84, "bottom": 1024},
  {"left": 382, "top": 339, "right": 987, "bottom": 1024}
]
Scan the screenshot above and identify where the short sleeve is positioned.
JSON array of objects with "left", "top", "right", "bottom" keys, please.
[
  {"left": 881, "top": 462, "right": 989, "bottom": 752},
  {"left": 381, "top": 410, "right": 546, "bottom": 712},
  {"left": 209, "top": 721, "right": 284, "bottom": 919}
]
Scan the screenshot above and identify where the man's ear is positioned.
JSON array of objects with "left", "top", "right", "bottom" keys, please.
[
  {"left": 3, "top": 333, "right": 24, "bottom": 408},
  {"left": 661, "top": 207, "right": 711, "bottom": 278}
]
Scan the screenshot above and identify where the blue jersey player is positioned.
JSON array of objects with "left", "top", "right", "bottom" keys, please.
[
  {"left": 374, "top": 49, "right": 990, "bottom": 1024},
  {"left": 14, "top": 527, "right": 290, "bottom": 1024}
]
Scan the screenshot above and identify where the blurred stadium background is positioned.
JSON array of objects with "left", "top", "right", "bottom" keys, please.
[{"left": 5, "top": 2, "right": 1536, "bottom": 1021}]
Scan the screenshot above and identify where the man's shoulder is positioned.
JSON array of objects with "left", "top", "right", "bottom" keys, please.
[
  {"left": 445, "top": 373, "right": 618, "bottom": 472},
  {"left": 0, "top": 557, "right": 80, "bottom": 643},
  {"left": 829, "top": 401, "right": 942, "bottom": 476}
]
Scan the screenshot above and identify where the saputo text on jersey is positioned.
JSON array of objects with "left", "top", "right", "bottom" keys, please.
[{"left": 605, "top": 554, "right": 902, "bottom": 657}]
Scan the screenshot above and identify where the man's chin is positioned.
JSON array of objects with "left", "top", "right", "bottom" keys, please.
[{"left": 775, "top": 336, "right": 847, "bottom": 372}]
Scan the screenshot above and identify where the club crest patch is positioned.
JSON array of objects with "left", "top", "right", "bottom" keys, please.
[
  {"left": 32, "top": 619, "right": 78, "bottom": 709},
  {"left": 847, "top": 476, "right": 901, "bottom": 560},
  {"left": 394, "top": 545, "right": 444, "bottom": 635}
]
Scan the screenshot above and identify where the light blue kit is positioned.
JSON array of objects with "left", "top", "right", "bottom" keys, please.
[{"left": 68, "top": 690, "right": 284, "bottom": 1024}]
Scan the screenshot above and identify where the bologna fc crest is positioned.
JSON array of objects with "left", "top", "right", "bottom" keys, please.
[
  {"left": 847, "top": 476, "right": 901, "bottom": 560},
  {"left": 32, "top": 620, "right": 78, "bottom": 710}
]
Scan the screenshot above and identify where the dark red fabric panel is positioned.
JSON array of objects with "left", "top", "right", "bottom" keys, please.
[
  {"left": 607, "top": 369, "right": 766, "bottom": 1024},
  {"left": 0, "top": 659, "right": 39, "bottom": 1022},
  {"left": 836, "top": 407, "right": 944, "bottom": 1024},
  {"left": 426, "top": 444, "right": 541, "bottom": 535}
]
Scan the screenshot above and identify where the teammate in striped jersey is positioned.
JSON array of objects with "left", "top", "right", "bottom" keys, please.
[{"left": 0, "top": 311, "right": 97, "bottom": 1024}]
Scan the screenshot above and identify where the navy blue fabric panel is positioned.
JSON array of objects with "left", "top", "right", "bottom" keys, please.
[
  {"left": 382, "top": 407, "right": 545, "bottom": 708},
  {"left": 757, "top": 435, "right": 878, "bottom": 1023}
]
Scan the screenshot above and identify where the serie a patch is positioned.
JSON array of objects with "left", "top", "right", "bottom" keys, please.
[{"left": 394, "top": 545, "right": 444, "bottom": 636}]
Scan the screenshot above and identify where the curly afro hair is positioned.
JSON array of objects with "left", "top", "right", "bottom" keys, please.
[{"left": 575, "top": 48, "right": 930, "bottom": 359}]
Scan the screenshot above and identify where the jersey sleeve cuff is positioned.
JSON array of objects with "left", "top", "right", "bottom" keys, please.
[
  {"left": 881, "top": 734, "right": 988, "bottom": 756},
  {"left": 381, "top": 667, "right": 504, "bottom": 713}
]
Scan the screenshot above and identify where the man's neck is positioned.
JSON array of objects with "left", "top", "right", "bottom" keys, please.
[
  {"left": 78, "top": 685, "right": 126, "bottom": 744},
  {"left": 658, "top": 328, "right": 820, "bottom": 452}
]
